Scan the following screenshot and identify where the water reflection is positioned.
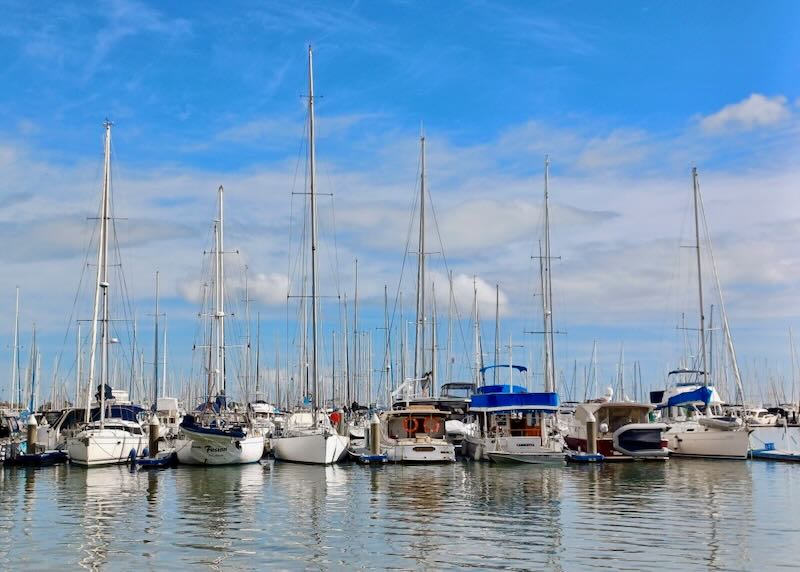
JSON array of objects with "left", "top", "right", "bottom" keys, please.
[
  {"left": 174, "top": 464, "right": 267, "bottom": 569},
  {"left": 0, "top": 459, "right": 796, "bottom": 570}
]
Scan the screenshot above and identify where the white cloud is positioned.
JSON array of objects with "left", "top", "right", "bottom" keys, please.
[
  {"left": 700, "top": 94, "right": 791, "bottom": 133},
  {"left": 238, "top": 272, "right": 290, "bottom": 306}
]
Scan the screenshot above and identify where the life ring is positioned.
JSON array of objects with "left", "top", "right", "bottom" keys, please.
[
  {"left": 402, "top": 417, "right": 419, "bottom": 433},
  {"left": 423, "top": 417, "right": 442, "bottom": 434}
]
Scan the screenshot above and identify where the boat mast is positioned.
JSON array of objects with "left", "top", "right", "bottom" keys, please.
[
  {"left": 414, "top": 129, "right": 426, "bottom": 393},
  {"left": 28, "top": 325, "right": 36, "bottom": 413},
  {"left": 790, "top": 327, "right": 797, "bottom": 407},
  {"left": 353, "top": 258, "right": 359, "bottom": 404},
  {"left": 692, "top": 167, "right": 709, "bottom": 387},
  {"left": 88, "top": 120, "right": 112, "bottom": 427},
  {"left": 382, "top": 284, "right": 391, "bottom": 402},
  {"left": 255, "top": 312, "right": 261, "bottom": 397},
  {"left": 343, "top": 294, "right": 350, "bottom": 405},
  {"left": 162, "top": 315, "right": 168, "bottom": 397},
  {"left": 446, "top": 271, "right": 454, "bottom": 385},
  {"left": 542, "top": 156, "right": 556, "bottom": 393},
  {"left": 431, "top": 282, "right": 437, "bottom": 396},
  {"left": 274, "top": 341, "right": 281, "bottom": 408},
  {"left": 217, "top": 185, "right": 226, "bottom": 399},
  {"left": 400, "top": 291, "right": 406, "bottom": 388},
  {"left": 75, "top": 323, "right": 81, "bottom": 410},
  {"left": 494, "top": 283, "right": 500, "bottom": 384},
  {"left": 153, "top": 271, "right": 160, "bottom": 411},
  {"left": 473, "top": 277, "right": 481, "bottom": 385},
  {"left": 307, "top": 45, "right": 321, "bottom": 422},
  {"left": 10, "top": 286, "right": 20, "bottom": 410},
  {"left": 244, "top": 266, "right": 252, "bottom": 403}
]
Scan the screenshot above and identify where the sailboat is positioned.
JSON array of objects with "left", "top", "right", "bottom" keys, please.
[
  {"left": 175, "top": 185, "right": 265, "bottom": 465},
  {"left": 652, "top": 167, "right": 751, "bottom": 459},
  {"left": 464, "top": 158, "right": 565, "bottom": 464},
  {"left": 272, "top": 46, "right": 350, "bottom": 465},
  {"left": 67, "top": 121, "right": 147, "bottom": 467}
]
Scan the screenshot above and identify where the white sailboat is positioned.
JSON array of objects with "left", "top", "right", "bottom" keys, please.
[
  {"left": 175, "top": 185, "right": 265, "bottom": 465},
  {"left": 67, "top": 121, "right": 147, "bottom": 467},
  {"left": 654, "top": 167, "right": 751, "bottom": 459},
  {"left": 271, "top": 46, "right": 349, "bottom": 465}
]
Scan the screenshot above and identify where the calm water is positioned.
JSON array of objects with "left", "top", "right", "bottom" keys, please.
[{"left": 1, "top": 458, "right": 798, "bottom": 571}]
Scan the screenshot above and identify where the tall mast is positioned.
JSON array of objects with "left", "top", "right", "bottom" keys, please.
[
  {"left": 343, "top": 294, "right": 351, "bottom": 405},
  {"left": 542, "top": 156, "right": 556, "bottom": 393},
  {"left": 383, "top": 285, "right": 390, "bottom": 402},
  {"left": 414, "top": 129, "right": 426, "bottom": 390},
  {"left": 791, "top": 328, "right": 798, "bottom": 407},
  {"left": 494, "top": 284, "right": 500, "bottom": 383},
  {"left": 399, "top": 291, "right": 406, "bottom": 388},
  {"left": 692, "top": 167, "right": 709, "bottom": 387},
  {"left": 217, "top": 185, "right": 226, "bottom": 397},
  {"left": 274, "top": 340, "right": 281, "bottom": 408},
  {"left": 89, "top": 120, "right": 113, "bottom": 427},
  {"left": 244, "top": 266, "right": 251, "bottom": 403},
  {"left": 10, "top": 286, "right": 20, "bottom": 410},
  {"left": 353, "top": 259, "right": 359, "bottom": 404},
  {"left": 431, "top": 282, "right": 437, "bottom": 396},
  {"left": 162, "top": 315, "right": 168, "bottom": 397},
  {"left": 75, "top": 324, "right": 81, "bottom": 410},
  {"left": 153, "top": 271, "right": 160, "bottom": 410},
  {"left": 255, "top": 312, "right": 261, "bottom": 397},
  {"left": 28, "top": 325, "right": 37, "bottom": 412},
  {"left": 331, "top": 331, "right": 336, "bottom": 405},
  {"left": 307, "top": 45, "right": 320, "bottom": 419},
  {"left": 446, "top": 271, "right": 454, "bottom": 384},
  {"left": 473, "top": 277, "right": 481, "bottom": 385}
]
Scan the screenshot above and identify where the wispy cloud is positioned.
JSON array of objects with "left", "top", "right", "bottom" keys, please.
[
  {"left": 700, "top": 93, "right": 792, "bottom": 134},
  {"left": 83, "top": 0, "right": 191, "bottom": 79}
]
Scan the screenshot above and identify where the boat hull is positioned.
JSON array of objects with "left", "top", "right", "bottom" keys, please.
[
  {"left": 487, "top": 451, "right": 565, "bottom": 464},
  {"left": 67, "top": 429, "right": 146, "bottom": 467},
  {"left": 272, "top": 430, "right": 349, "bottom": 465},
  {"left": 666, "top": 424, "right": 750, "bottom": 459},
  {"left": 464, "top": 435, "right": 563, "bottom": 462},
  {"left": 565, "top": 436, "right": 669, "bottom": 461},
  {"left": 176, "top": 428, "right": 264, "bottom": 465},
  {"left": 4, "top": 450, "right": 69, "bottom": 466},
  {"left": 384, "top": 441, "right": 455, "bottom": 463}
]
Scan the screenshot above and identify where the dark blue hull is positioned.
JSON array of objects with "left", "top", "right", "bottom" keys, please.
[
  {"left": 4, "top": 450, "right": 69, "bottom": 466},
  {"left": 132, "top": 451, "right": 178, "bottom": 468}
]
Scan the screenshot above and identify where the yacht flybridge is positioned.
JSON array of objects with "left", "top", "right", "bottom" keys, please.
[{"left": 464, "top": 366, "right": 564, "bottom": 464}]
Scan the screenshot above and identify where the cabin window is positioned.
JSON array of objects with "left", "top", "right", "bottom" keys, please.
[{"left": 387, "top": 415, "right": 446, "bottom": 439}]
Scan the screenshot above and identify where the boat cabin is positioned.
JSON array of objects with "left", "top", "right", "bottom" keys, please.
[{"left": 385, "top": 407, "right": 447, "bottom": 440}]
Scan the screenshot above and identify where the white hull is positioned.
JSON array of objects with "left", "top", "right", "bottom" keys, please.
[
  {"left": 349, "top": 424, "right": 366, "bottom": 440},
  {"left": 272, "top": 430, "right": 349, "bottom": 465},
  {"left": 67, "top": 428, "right": 146, "bottom": 467},
  {"left": 175, "top": 428, "right": 264, "bottom": 465},
  {"left": 487, "top": 451, "right": 565, "bottom": 464},
  {"left": 464, "top": 435, "right": 563, "bottom": 462},
  {"left": 384, "top": 440, "right": 455, "bottom": 463},
  {"left": 666, "top": 422, "right": 751, "bottom": 459}
]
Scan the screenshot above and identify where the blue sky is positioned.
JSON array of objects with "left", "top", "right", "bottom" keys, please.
[{"left": 0, "top": 1, "right": 798, "bottom": 407}]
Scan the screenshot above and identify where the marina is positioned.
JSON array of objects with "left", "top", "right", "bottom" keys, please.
[{"left": 1, "top": 2, "right": 798, "bottom": 570}]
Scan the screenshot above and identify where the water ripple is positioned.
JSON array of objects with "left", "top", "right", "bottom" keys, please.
[{"left": 0, "top": 459, "right": 798, "bottom": 569}]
